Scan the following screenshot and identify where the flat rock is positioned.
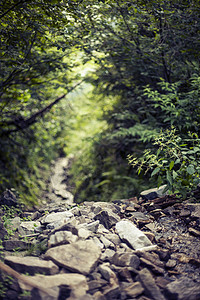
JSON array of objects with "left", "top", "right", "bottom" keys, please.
[
  {"left": 3, "top": 239, "right": 32, "bottom": 251},
  {"left": 4, "top": 255, "right": 59, "bottom": 275},
  {"left": 18, "top": 221, "right": 41, "bottom": 235},
  {"left": 112, "top": 252, "right": 140, "bottom": 269},
  {"left": 164, "top": 276, "right": 200, "bottom": 300},
  {"left": 98, "top": 263, "right": 116, "bottom": 281},
  {"left": 19, "top": 273, "right": 88, "bottom": 299},
  {"left": 41, "top": 211, "right": 73, "bottom": 224},
  {"left": 45, "top": 240, "right": 101, "bottom": 275},
  {"left": 123, "top": 281, "right": 144, "bottom": 298},
  {"left": 94, "top": 209, "right": 120, "bottom": 229},
  {"left": 115, "top": 220, "right": 153, "bottom": 250},
  {"left": 48, "top": 230, "right": 78, "bottom": 247},
  {"left": 140, "top": 185, "right": 167, "bottom": 200},
  {"left": 138, "top": 268, "right": 166, "bottom": 300}
]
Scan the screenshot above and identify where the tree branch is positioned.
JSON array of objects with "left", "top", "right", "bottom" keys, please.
[
  {"left": 0, "top": 80, "right": 83, "bottom": 136},
  {"left": 0, "top": 0, "right": 26, "bottom": 19}
]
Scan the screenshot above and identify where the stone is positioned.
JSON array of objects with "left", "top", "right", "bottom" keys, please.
[
  {"left": 48, "top": 230, "right": 78, "bottom": 247},
  {"left": 103, "top": 233, "right": 121, "bottom": 245},
  {"left": 78, "top": 227, "right": 91, "bottom": 239},
  {"left": 92, "top": 236, "right": 104, "bottom": 249},
  {"left": 188, "top": 227, "right": 200, "bottom": 237},
  {"left": 123, "top": 281, "right": 144, "bottom": 298},
  {"left": 0, "top": 189, "right": 18, "bottom": 207},
  {"left": 41, "top": 211, "right": 73, "bottom": 224},
  {"left": 18, "top": 221, "right": 41, "bottom": 235},
  {"left": 164, "top": 276, "right": 200, "bottom": 300},
  {"left": 88, "top": 279, "right": 107, "bottom": 293},
  {"left": 112, "top": 252, "right": 140, "bottom": 269},
  {"left": 94, "top": 209, "right": 120, "bottom": 229},
  {"left": 3, "top": 240, "right": 32, "bottom": 251},
  {"left": 157, "top": 249, "right": 170, "bottom": 261},
  {"left": 7, "top": 217, "right": 21, "bottom": 231},
  {"left": 165, "top": 259, "right": 177, "bottom": 268},
  {"left": 140, "top": 185, "right": 167, "bottom": 200},
  {"left": 179, "top": 209, "right": 191, "bottom": 217},
  {"left": 138, "top": 268, "right": 166, "bottom": 300},
  {"left": 185, "top": 203, "right": 200, "bottom": 219},
  {"left": 45, "top": 240, "right": 101, "bottom": 275},
  {"left": 19, "top": 273, "right": 88, "bottom": 300},
  {"left": 100, "top": 235, "right": 115, "bottom": 249},
  {"left": 115, "top": 220, "right": 153, "bottom": 250},
  {"left": 137, "top": 251, "right": 164, "bottom": 268},
  {"left": 140, "top": 257, "right": 164, "bottom": 275},
  {"left": 4, "top": 255, "right": 59, "bottom": 275},
  {"left": 85, "top": 220, "right": 100, "bottom": 233},
  {"left": 100, "top": 249, "right": 115, "bottom": 261},
  {"left": 98, "top": 263, "right": 116, "bottom": 281},
  {"left": 91, "top": 202, "right": 119, "bottom": 215}
]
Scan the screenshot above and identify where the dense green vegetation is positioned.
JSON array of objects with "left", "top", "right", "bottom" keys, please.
[{"left": 1, "top": 0, "right": 200, "bottom": 205}]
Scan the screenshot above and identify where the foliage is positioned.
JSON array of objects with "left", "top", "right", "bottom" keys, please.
[
  {"left": 1, "top": 0, "right": 200, "bottom": 204},
  {"left": 128, "top": 128, "right": 200, "bottom": 198}
]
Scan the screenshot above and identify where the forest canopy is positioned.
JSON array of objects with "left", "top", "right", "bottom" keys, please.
[{"left": 0, "top": 0, "right": 200, "bottom": 205}]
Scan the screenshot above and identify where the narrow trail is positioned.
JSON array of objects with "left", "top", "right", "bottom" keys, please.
[{"left": 41, "top": 156, "right": 75, "bottom": 212}]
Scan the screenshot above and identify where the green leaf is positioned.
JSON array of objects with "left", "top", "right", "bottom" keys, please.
[
  {"left": 186, "top": 164, "right": 195, "bottom": 175},
  {"left": 169, "top": 161, "right": 174, "bottom": 170},
  {"left": 151, "top": 167, "right": 160, "bottom": 177},
  {"left": 167, "top": 171, "right": 173, "bottom": 186},
  {"left": 172, "top": 170, "right": 178, "bottom": 179}
]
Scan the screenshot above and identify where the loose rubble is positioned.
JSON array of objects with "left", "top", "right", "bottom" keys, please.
[{"left": 0, "top": 160, "right": 200, "bottom": 300}]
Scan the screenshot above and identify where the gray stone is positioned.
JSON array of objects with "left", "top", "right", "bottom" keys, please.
[
  {"left": 100, "top": 235, "right": 115, "bottom": 249},
  {"left": 98, "top": 263, "right": 116, "bottom": 281},
  {"left": 94, "top": 209, "right": 120, "bottom": 229},
  {"left": 164, "top": 277, "right": 200, "bottom": 300},
  {"left": 101, "top": 249, "right": 116, "bottom": 261},
  {"left": 19, "top": 273, "right": 88, "bottom": 300},
  {"left": 0, "top": 189, "right": 18, "bottom": 207},
  {"left": 45, "top": 240, "right": 101, "bottom": 275},
  {"left": 103, "top": 233, "right": 121, "bottom": 245},
  {"left": 140, "top": 257, "right": 164, "bottom": 275},
  {"left": 18, "top": 221, "right": 40, "bottom": 235},
  {"left": 138, "top": 268, "right": 166, "bottom": 300},
  {"left": 78, "top": 227, "right": 91, "bottom": 239},
  {"left": 112, "top": 252, "right": 140, "bottom": 269},
  {"left": 165, "top": 259, "right": 177, "bottom": 268},
  {"left": 91, "top": 202, "right": 119, "bottom": 215},
  {"left": 115, "top": 220, "right": 153, "bottom": 250},
  {"left": 3, "top": 239, "right": 32, "bottom": 251},
  {"left": 85, "top": 220, "right": 100, "bottom": 233},
  {"left": 4, "top": 255, "right": 59, "bottom": 275},
  {"left": 185, "top": 203, "right": 200, "bottom": 219},
  {"left": 92, "top": 236, "right": 104, "bottom": 249},
  {"left": 48, "top": 230, "right": 78, "bottom": 247},
  {"left": 123, "top": 281, "right": 144, "bottom": 298},
  {"left": 41, "top": 211, "right": 73, "bottom": 224},
  {"left": 140, "top": 185, "right": 167, "bottom": 200},
  {"left": 7, "top": 217, "right": 21, "bottom": 231},
  {"left": 88, "top": 279, "right": 107, "bottom": 293}
]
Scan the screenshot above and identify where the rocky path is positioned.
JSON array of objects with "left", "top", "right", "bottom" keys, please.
[{"left": 0, "top": 160, "right": 200, "bottom": 300}]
